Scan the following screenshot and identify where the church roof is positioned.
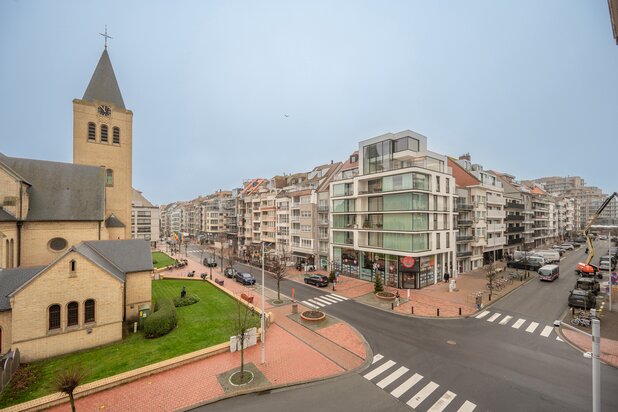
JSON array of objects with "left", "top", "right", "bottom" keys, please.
[
  {"left": 82, "top": 239, "right": 153, "bottom": 274},
  {"left": 82, "top": 49, "right": 125, "bottom": 109},
  {"left": 0, "top": 266, "right": 46, "bottom": 311},
  {"left": 0, "top": 154, "right": 105, "bottom": 221},
  {"left": 0, "top": 207, "right": 16, "bottom": 222},
  {"left": 105, "top": 214, "right": 126, "bottom": 228}
]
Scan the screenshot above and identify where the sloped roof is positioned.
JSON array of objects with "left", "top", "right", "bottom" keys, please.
[
  {"left": 83, "top": 239, "right": 153, "bottom": 273},
  {"left": 0, "top": 266, "right": 45, "bottom": 311},
  {"left": 105, "top": 214, "right": 126, "bottom": 228},
  {"left": 0, "top": 208, "right": 16, "bottom": 222},
  {"left": 447, "top": 157, "right": 481, "bottom": 187},
  {"left": 74, "top": 242, "right": 126, "bottom": 282},
  {"left": 83, "top": 49, "right": 126, "bottom": 109},
  {"left": 0, "top": 153, "right": 105, "bottom": 221},
  {"left": 132, "top": 189, "right": 155, "bottom": 207}
]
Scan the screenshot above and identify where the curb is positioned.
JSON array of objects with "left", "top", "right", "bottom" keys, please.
[{"left": 468, "top": 273, "right": 537, "bottom": 317}]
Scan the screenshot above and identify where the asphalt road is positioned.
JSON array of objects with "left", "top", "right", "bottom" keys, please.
[{"left": 185, "top": 245, "right": 618, "bottom": 411}]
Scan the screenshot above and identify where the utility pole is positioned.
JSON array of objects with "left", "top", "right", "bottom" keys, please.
[
  {"left": 261, "top": 241, "right": 265, "bottom": 365},
  {"left": 609, "top": 232, "right": 612, "bottom": 312}
]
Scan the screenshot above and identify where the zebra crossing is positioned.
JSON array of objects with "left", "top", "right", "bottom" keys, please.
[
  {"left": 364, "top": 354, "right": 477, "bottom": 411},
  {"left": 474, "top": 311, "right": 563, "bottom": 341},
  {"left": 301, "top": 293, "right": 349, "bottom": 309}
]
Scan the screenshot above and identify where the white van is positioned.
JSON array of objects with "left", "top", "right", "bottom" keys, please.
[
  {"left": 538, "top": 264, "right": 560, "bottom": 281},
  {"left": 532, "top": 250, "right": 561, "bottom": 264}
]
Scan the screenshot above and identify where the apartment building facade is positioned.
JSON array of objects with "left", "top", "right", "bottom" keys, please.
[
  {"left": 330, "top": 130, "right": 457, "bottom": 289},
  {"left": 131, "top": 189, "right": 160, "bottom": 245}
]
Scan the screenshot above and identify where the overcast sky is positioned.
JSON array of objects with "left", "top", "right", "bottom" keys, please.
[{"left": 1, "top": 0, "right": 617, "bottom": 205}]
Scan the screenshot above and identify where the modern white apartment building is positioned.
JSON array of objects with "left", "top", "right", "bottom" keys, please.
[
  {"left": 329, "top": 130, "right": 457, "bottom": 289},
  {"left": 131, "top": 188, "right": 160, "bottom": 246}
]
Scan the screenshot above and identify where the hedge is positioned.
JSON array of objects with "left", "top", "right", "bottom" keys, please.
[
  {"left": 143, "top": 299, "right": 177, "bottom": 338},
  {"left": 173, "top": 294, "right": 200, "bottom": 307}
]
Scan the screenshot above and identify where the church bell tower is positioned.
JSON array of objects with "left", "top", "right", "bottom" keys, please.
[{"left": 73, "top": 44, "right": 133, "bottom": 239}]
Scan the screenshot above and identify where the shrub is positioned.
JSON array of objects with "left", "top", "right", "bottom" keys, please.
[
  {"left": 143, "top": 299, "right": 177, "bottom": 338},
  {"left": 374, "top": 273, "right": 384, "bottom": 293},
  {"left": 152, "top": 258, "right": 158, "bottom": 265},
  {"left": 173, "top": 294, "right": 200, "bottom": 307},
  {"left": 328, "top": 271, "right": 336, "bottom": 283}
]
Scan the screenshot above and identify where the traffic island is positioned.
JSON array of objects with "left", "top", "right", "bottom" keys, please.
[
  {"left": 300, "top": 310, "right": 326, "bottom": 322},
  {"left": 375, "top": 291, "right": 396, "bottom": 300},
  {"left": 288, "top": 311, "right": 338, "bottom": 332}
]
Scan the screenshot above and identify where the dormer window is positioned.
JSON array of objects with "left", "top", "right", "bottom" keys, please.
[
  {"left": 101, "top": 125, "right": 108, "bottom": 143},
  {"left": 88, "top": 122, "right": 96, "bottom": 141}
]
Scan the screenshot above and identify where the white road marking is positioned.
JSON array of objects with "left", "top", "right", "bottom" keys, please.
[
  {"left": 318, "top": 295, "right": 340, "bottom": 303},
  {"left": 525, "top": 322, "right": 539, "bottom": 333},
  {"left": 301, "top": 300, "right": 318, "bottom": 309},
  {"left": 499, "top": 315, "right": 513, "bottom": 325},
  {"left": 427, "top": 390, "right": 457, "bottom": 412},
  {"left": 540, "top": 325, "right": 553, "bottom": 337},
  {"left": 390, "top": 373, "right": 423, "bottom": 398},
  {"left": 307, "top": 299, "right": 325, "bottom": 307},
  {"left": 330, "top": 293, "right": 349, "bottom": 300},
  {"left": 372, "top": 354, "right": 384, "bottom": 364},
  {"left": 487, "top": 313, "right": 501, "bottom": 322},
  {"left": 556, "top": 335, "right": 564, "bottom": 342},
  {"left": 327, "top": 294, "right": 346, "bottom": 302},
  {"left": 512, "top": 318, "right": 526, "bottom": 329},
  {"left": 363, "top": 360, "right": 396, "bottom": 380},
  {"left": 475, "top": 311, "right": 490, "bottom": 319},
  {"left": 457, "top": 400, "right": 477, "bottom": 412},
  {"left": 376, "top": 366, "right": 409, "bottom": 389},
  {"left": 407, "top": 381, "right": 440, "bottom": 408},
  {"left": 312, "top": 297, "right": 333, "bottom": 305}
]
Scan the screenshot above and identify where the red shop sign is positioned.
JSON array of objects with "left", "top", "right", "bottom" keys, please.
[{"left": 401, "top": 256, "right": 416, "bottom": 268}]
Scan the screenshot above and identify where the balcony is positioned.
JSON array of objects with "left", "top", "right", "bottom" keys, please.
[
  {"left": 506, "top": 226, "right": 525, "bottom": 234},
  {"left": 456, "top": 203, "right": 474, "bottom": 211},
  {"left": 333, "top": 238, "right": 354, "bottom": 246},
  {"left": 318, "top": 220, "right": 329, "bottom": 226},
  {"left": 318, "top": 205, "right": 329, "bottom": 211},
  {"left": 487, "top": 209, "right": 506, "bottom": 219},
  {"left": 458, "top": 219, "right": 473, "bottom": 226},
  {"left": 291, "top": 216, "right": 300, "bottom": 222},
  {"left": 486, "top": 236, "right": 506, "bottom": 247},
  {"left": 506, "top": 202, "right": 524, "bottom": 210},
  {"left": 457, "top": 250, "right": 473, "bottom": 257},
  {"left": 486, "top": 195, "right": 506, "bottom": 206},
  {"left": 487, "top": 223, "right": 506, "bottom": 232},
  {"left": 505, "top": 215, "right": 525, "bottom": 222},
  {"left": 507, "top": 237, "right": 524, "bottom": 245},
  {"left": 456, "top": 235, "right": 474, "bottom": 242}
]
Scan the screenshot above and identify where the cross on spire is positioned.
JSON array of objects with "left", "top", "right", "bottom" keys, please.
[{"left": 99, "top": 25, "right": 113, "bottom": 50}]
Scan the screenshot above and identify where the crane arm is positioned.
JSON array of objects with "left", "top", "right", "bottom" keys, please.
[{"left": 583, "top": 192, "right": 618, "bottom": 266}]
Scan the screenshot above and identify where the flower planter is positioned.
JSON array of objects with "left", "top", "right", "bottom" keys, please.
[
  {"left": 300, "top": 310, "right": 326, "bottom": 322},
  {"left": 375, "top": 291, "right": 396, "bottom": 301}
]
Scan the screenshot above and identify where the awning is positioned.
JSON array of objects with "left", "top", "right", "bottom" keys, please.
[{"left": 292, "top": 251, "right": 314, "bottom": 258}]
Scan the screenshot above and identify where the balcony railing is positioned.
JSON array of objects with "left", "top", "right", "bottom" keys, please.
[
  {"left": 457, "top": 251, "right": 473, "bottom": 257},
  {"left": 318, "top": 205, "right": 329, "bottom": 211},
  {"left": 318, "top": 220, "right": 329, "bottom": 226},
  {"left": 507, "top": 237, "right": 524, "bottom": 245},
  {"left": 506, "top": 226, "right": 525, "bottom": 233},
  {"left": 458, "top": 219, "right": 473, "bottom": 226},
  {"left": 487, "top": 210, "right": 506, "bottom": 219},
  {"left": 333, "top": 238, "right": 354, "bottom": 245},
  {"left": 456, "top": 203, "right": 474, "bottom": 211},
  {"left": 291, "top": 216, "right": 300, "bottom": 222},
  {"left": 505, "top": 215, "right": 525, "bottom": 222},
  {"left": 506, "top": 202, "right": 524, "bottom": 210},
  {"left": 456, "top": 235, "right": 474, "bottom": 242}
]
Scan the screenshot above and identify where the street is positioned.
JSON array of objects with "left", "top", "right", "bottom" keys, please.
[{"left": 187, "top": 244, "right": 618, "bottom": 411}]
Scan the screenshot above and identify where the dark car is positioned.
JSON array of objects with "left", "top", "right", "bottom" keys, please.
[
  {"left": 507, "top": 259, "right": 542, "bottom": 271},
  {"left": 304, "top": 274, "right": 329, "bottom": 287},
  {"left": 575, "top": 277, "right": 600, "bottom": 295},
  {"left": 235, "top": 272, "right": 256, "bottom": 285},
  {"left": 568, "top": 289, "right": 596, "bottom": 309},
  {"left": 223, "top": 267, "right": 237, "bottom": 278},
  {"left": 203, "top": 258, "right": 217, "bottom": 267}
]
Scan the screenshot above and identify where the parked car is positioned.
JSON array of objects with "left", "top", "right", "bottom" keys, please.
[
  {"left": 566, "top": 242, "right": 581, "bottom": 248},
  {"left": 560, "top": 243, "right": 575, "bottom": 251},
  {"left": 223, "top": 267, "right": 237, "bottom": 278},
  {"left": 551, "top": 246, "right": 566, "bottom": 256},
  {"left": 304, "top": 274, "right": 329, "bottom": 287},
  {"left": 235, "top": 272, "right": 256, "bottom": 285},
  {"left": 538, "top": 264, "right": 559, "bottom": 282},
  {"left": 599, "top": 256, "right": 616, "bottom": 271},
  {"left": 575, "top": 277, "right": 600, "bottom": 295},
  {"left": 573, "top": 237, "right": 587, "bottom": 244},
  {"left": 507, "top": 259, "right": 543, "bottom": 271},
  {"left": 203, "top": 258, "right": 217, "bottom": 267},
  {"left": 568, "top": 289, "right": 596, "bottom": 310}
]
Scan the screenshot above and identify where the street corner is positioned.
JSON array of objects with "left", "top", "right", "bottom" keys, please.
[{"left": 315, "top": 322, "right": 367, "bottom": 361}]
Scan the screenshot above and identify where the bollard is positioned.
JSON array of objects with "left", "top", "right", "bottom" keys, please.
[
  {"left": 411, "top": 306, "right": 414, "bottom": 315},
  {"left": 489, "top": 294, "right": 492, "bottom": 302},
  {"left": 459, "top": 307, "right": 462, "bottom": 316},
  {"left": 572, "top": 307, "right": 575, "bottom": 316},
  {"left": 292, "top": 303, "right": 298, "bottom": 314},
  {"left": 437, "top": 308, "right": 440, "bottom": 317},
  {"left": 391, "top": 303, "right": 394, "bottom": 310}
]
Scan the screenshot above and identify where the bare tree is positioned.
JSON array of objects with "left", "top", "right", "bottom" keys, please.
[
  {"left": 229, "top": 297, "right": 257, "bottom": 384},
  {"left": 55, "top": 367, "right": 84, "bottom": 412},
  {"left": 216, "top": 238, "right": 226, "bottom": 268},
  {"left": 270, "top": 248, "right": 290, "bottom": 301},
  {"left": 225, "top": 247, "right": 237, "bottom": 270},
  {"left": 485, "top": 262, "right": 497, "bottom": 300}
]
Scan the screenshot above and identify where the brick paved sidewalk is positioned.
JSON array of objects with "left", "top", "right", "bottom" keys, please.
[{"left": 43, "top": 252, "right": 367, "bottom": 412}]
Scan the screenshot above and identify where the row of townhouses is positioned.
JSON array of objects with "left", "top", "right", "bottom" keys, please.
[{"left": 159, "top": 129, "right": 613, "bottom": 289}]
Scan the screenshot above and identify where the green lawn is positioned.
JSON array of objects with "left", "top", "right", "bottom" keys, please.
[
  {"left": 0, "top": 280, "right": 260, "bottom": 408},
  {"left": 151, "top": 251, "right": 177, "bottom": 269}
]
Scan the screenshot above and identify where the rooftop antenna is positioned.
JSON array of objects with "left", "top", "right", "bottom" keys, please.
[{"left": 99, "top": 25, "right": 113, "bottom": 50}]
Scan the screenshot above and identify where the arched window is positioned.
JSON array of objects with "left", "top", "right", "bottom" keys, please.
[
  {"left": 88, "top": 122, "right": 96, "bottom": 141},
  {"left": 113, "top": 127, "right": 120, "bottom": 144},
  {"left": 106, "top": 169, "right": 113, "bottom": 187},
  {"left": 100, "top": 125, "right": 108, "bottom": 143},
  {"left": 67, "top": 302, "right": 79, "bottom": 327},
  {"left": 84, "top": 299, "right": 95, "bottom": 323},
  {"left": 49, "top": 304, "right": 61, "bottom": 330}
]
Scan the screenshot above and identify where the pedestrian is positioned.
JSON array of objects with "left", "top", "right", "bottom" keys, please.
[
  {"left": 395, "top": 290, "right": 401, "bottom": 307},
  {"left": 444, "top": 272, "right": 450, "bottom": 283},
  {"left": 475, "top": 293, "right": 482, "bottom": 311}
]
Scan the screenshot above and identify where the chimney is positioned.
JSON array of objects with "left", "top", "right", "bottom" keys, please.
[{"left": 459, "top": 153, "right": 471, "bottom": 161}]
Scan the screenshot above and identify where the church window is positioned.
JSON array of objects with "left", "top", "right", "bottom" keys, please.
[
  {"left": 101, "top": 125, "right": 108, "bottom": 143},
  {"left": 85, "top": 299, "right": 95, "bottom": 323},
  {"left": 88, "top": 122, "right": 96, "bottom": 141},
  {"left": 67, "top": 302, "right": 79, "bottom": 327},
  {"left": 49, "top": 304, "right": 61, "bottom": 330},
  {"left": 106, "top": 169, "right": 114, "bottom": 187},
  {"left": 113, "top": 127, "right": 120, "bottom": 144},
  {"left": 48, "top": 237, "right": 68, "bottom": 252},
  {"left": 70, "top": 259, "right": 76, "bottom": 272}
]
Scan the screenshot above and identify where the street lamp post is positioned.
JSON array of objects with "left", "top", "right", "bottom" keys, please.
[
  {"left": 261, "top": 241, "right": 265, "bottom": 365},
  {"left": 609, "top": 232, "right": 612, "bottom": 312},
  {"left": 554, "top": 318, "right": 601, "bottom": 412}
]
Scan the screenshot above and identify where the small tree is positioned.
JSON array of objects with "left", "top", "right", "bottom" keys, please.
[
  {"left": 229, "top": 297, "right": 257, "bottom": 384},
  {"left": 55, "top": 367, "right": 84, "bottom": 412},
  {"left": 225, "top": 247, "right": 237, "bottom": 270},
  {"left": 271, "top": 249, "right": 290, "bottom": 301},
  {"left": 485, "top": 262, "right": 497, "bottom": 299},
  {"left": 374, "top": 271, "right": 384, "bottom": 293}
]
